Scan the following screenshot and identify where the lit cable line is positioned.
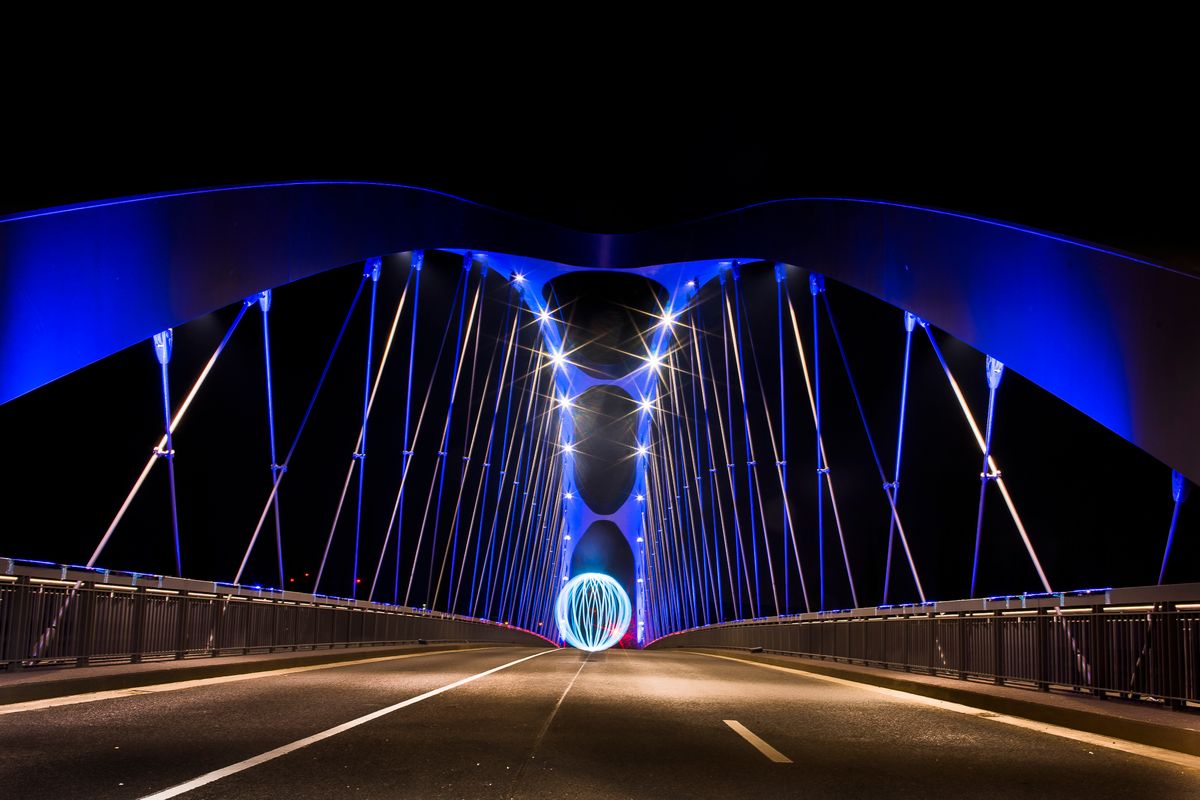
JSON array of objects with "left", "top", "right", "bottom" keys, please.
[
  {"left": 702, "top": 301, "right": 756, "bottom": 617},
  {"left": 473, "top": 333, "right": 539, "bottom": 618},
  {"left": 883, "top": 311, "right": 917, "bottom": 604},
  {"left": 90, "top": 299, "right": 253, "bottom": 570},
  {"left": 255, "top": 290, "right": 286, "bottom": 590},
  {"left": 726, "top": 284, "right": 780, "bottom": 616},
  {"left": 402, "top": 264, "right": 480, "bottom": 605},
  {"left": 672, "top": 345, "right": 719, "bottom": 627},
  {"left": 433, "top": 272, "right": 497, "bottom": 608},
  {"left": 366, "top": 265, "right": 468, "bottom": 603},
  {"left": 785, "top": 287, "right": 858, "bottom": 609},
  {"left": 309, "top": 265, "right": 413, "bottom": 593},
  {"left": 451, "top": 306, "right": 519, "bottom": 612},
  {"left": 819, "top": 291, "right": 925, "bottom": 603},
  {"left": 232, "top": 275, "right": 369, "bottom": 585},
  {"left": 922, "top": 326, "right": 1052, "bottom": 594},
  {"left": 421, "top": 261, "right": 482, "bottom": 602},
  {"left": 483, "top": 347, "right": 546, "bottom": 620},
  {"left": 393, "top": 252, "right": 424, "bottom": 604},
  {"left": 690, "top": 306, "right": 740, "bottom": 616}
]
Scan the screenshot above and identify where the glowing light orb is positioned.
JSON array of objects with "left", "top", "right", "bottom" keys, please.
[{"left": 555, "top": 572, "right": 632, "bottom": 652}]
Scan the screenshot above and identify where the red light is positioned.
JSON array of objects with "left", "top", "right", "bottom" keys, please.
[
  {"left": 288, "top": 578, "right": 295, "bottom": 583},
  {"left": 355, "top": 578, "right": 361, "bottom": 584},
  {"left": 304, "top": 572, "right": 310, "bottom": 577}
]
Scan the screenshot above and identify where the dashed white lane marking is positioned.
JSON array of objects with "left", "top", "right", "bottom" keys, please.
[
  {"left": 724, "top": 719, "right": 793, "bottom": 763},
  {"left": 1, "top": 647, "right": 500, "bottom": 715},
  {"left": 138, "top": 648, "right": 557, "bottom": 799},
  {"left": 692, "top": 651, "right": 1200, "bottom": 772}
]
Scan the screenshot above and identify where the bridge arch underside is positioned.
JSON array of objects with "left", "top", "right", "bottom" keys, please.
[{"left": 2, "top": 185, "right": 1196, "bottom": 483}]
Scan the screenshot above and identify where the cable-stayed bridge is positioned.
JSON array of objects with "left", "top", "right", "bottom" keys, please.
[{"left": 1, "top": 184, "right": 1198, "bottom": 798}]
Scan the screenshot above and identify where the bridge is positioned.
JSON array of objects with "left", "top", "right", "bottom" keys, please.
[{"left": 1, "top": 183, "right": 1198, "bottom": 797}]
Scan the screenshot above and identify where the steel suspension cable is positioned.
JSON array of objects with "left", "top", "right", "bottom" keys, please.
[
  {"left": 233, "top": 275, "right": 368, "bottom": 585},
  {"left": 454, "top": 301, "right": 518, "bottom": 612},
  {"left": 1159, "top": 470, "right": 1189, "bottom": 584},
  {"left": 696, "top": 316, "right": 739, "bottom": 618},
  {"left": 422, "top": 256, "right": 480, "bottom": 602},
  {"left": 786, "top": 284, "right": 858, "bottom": 608},
  {"left": 728, "top": 276, "right": 781, "bottom": 616},
  {"left": 883, "top": 312, "right": 917, "bottom": 604},
  {"left": 740, "top": 286, "right": 811, "bottom": 614},
  {"left": 820, "top": 292, "right": 925, "bottom": 603},
  {"left": 394, "top": 252, "right": 424, "bottom": 603},
  {"left": 255, "top": 291, "right": 286, "bottom": 590},
  {"left": 90, "top": 301, "right": 252, "bottom": 570},
  {"left": 151, "top": 329, "right": 183, "bottom": 576},
  {"left": 921, "top": 325, "right": 1052, "bottom": 594}
]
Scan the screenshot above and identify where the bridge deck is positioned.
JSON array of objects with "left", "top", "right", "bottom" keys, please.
[{"left": 2, "top": 647, "right": 1197, "bottom": 798}]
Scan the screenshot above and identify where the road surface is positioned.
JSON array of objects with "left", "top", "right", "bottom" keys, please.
[{"left": 1, "top": 646, "right": 1196, "bottom": 798}]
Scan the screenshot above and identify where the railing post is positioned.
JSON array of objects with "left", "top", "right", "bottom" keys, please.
[
  {"left": 175, "top": 591, "right": 189, "bottom": 660},
  {"left": 242, "top": 601, "right": 252, "bottom": 655},
  {"left": 130, "top": 587, "right": 147, "bottom": 664},
  {"left": 928, "top": 616, "right": 937, "bottom": 676},
  {"left": 1036, "top": 607, "right": 1050, "bottom": 691},
  {"left": 1090, "top": 604, "right": 1107, "bottom": 697},
  {"left": 209, "top": 598, "right": 224, "bottom": 657},
  {"left": 1162, "top": 602, "right": 1184, "bottom": 709},
  {"left": 993, "top": 611, "right": 1004, "bottom": 685},
  {"left": 269, "top": 600, "right": 279, "bottom": 654},
  {"left": 903, "top": 615, "right": 912, "bottom": 672},
  {"left": 4, "top": 577, "right": 33, "bottom": 670},
  {"left": 957, "top": 614, "right": 967, "bottom": 680},
  {"left": 76, "top": 586, "right": 96, "bottom": 668}
]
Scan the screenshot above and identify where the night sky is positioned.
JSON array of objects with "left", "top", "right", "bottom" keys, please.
[{"left": 2, "top": 109, "right": 1196, "bottom": 616}]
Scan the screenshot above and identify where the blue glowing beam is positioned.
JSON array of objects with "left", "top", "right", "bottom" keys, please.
[{"left": 555, "top": 572, "right": 632, "bottom": 652}]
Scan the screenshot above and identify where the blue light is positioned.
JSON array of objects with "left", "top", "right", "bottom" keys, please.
[{"left": 555, "top": 572, "right": 632, "bottom": 652}]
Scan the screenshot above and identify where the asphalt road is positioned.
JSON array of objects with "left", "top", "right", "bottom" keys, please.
[{"left": 2, "top": 646, "right": 1197, "bottom": 798}]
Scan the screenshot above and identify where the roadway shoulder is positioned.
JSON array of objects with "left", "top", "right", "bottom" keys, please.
[
  {"left": 0, "top": 643, "right": 531, "bottom": 705},
  {"left": 685, "top": 647, "right": 1200, "bottom": 756}
]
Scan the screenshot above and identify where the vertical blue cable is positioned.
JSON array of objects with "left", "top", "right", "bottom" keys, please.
[
  {"left": 257, "top": 291, "right": 285, "bottom": 589},
  {"left": 152, "top": 329, "right": 182, "bottom": 576},
  {"left": 775, "top": 264, "right": 789, "bottom": 614},
  {"left": 426, "top": 253, "right": 473, "bottom": 603},
  {"left": 883, "top": 312, "right": 916, "bottom": 604},
  {"left": 351, "top": 258, "right": 382, "bottom": 598},
  {"left": 479, "top": 320, "right": 528, "bottom": 617},
  {"left": 393, "top": 253, "right": 423, "bottom": 604},
  {"left": 811, "top": 273, "right": 826, "bottom": 611},
  {"left": 448, "top": 265, "right": 489, "bottom": 608},
  {"left": 732, "top": 264, "right": 761, "bottom": 616},
  {"left": 971, "top": 355, "right": 1005, "bottom": 598},
  {"left": 1159, "top": 470, "right": 1189, "bottom": 584},
  {"left": 688, "top": 309, "right": 720, "bottom": 623},
  {"left": 719, "top": 267, "right": 744, "bottom": 618},
  {"left": 469, "top": 290, "right": 513, "bottom": 614}
]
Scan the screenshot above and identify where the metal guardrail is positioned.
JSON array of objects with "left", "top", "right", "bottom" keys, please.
[
  {"left": 0, "top": 558, "right": 552, "bottom": 669},
  {"left": 648, "top": 584, "right": 1200, "bottom": 708}
]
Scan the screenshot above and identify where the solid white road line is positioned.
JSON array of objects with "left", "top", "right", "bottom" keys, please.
[
  {"left": 724, "top": 719, "right": 794, "bottom": 763},
  {"left": 1, "top": 647, "right": 500, "bottom": 715},
  {"left": 138, "top": 648, "right": 556, "bottom": 800},
  {"left": 693, "top": 651, "right": 1200, "bottom": 772}
]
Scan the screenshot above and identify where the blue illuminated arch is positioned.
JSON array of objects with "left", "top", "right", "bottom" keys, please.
[{"left": 3, "top": 183, "right": 1197, "bottom": 482}]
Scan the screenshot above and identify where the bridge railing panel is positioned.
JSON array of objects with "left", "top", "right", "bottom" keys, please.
[
  {"left": 649, "top": 602, "right": 1200, "bottom": 707},
  {"left": 0, "top": 574, "right": 551, "bottom": 671}
]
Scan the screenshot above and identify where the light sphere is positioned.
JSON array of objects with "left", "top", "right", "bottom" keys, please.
[{"left": 555, "top": 572, "right": 632, "bottom": 652}]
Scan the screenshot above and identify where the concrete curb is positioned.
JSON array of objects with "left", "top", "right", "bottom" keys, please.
[
  {"left": 689, "top": 648, "right": 1200, "bottom": 757},
  {"left": 0, "top": 643, "right": 534, "bottom": 706}
]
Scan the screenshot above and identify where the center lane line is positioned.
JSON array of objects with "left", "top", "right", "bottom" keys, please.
[
  {"left": 138, "top": 648, "right": 557, "bottom": 800},
  {"left": 724, "top": 719, "right": 794, "bottom": 763}
]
